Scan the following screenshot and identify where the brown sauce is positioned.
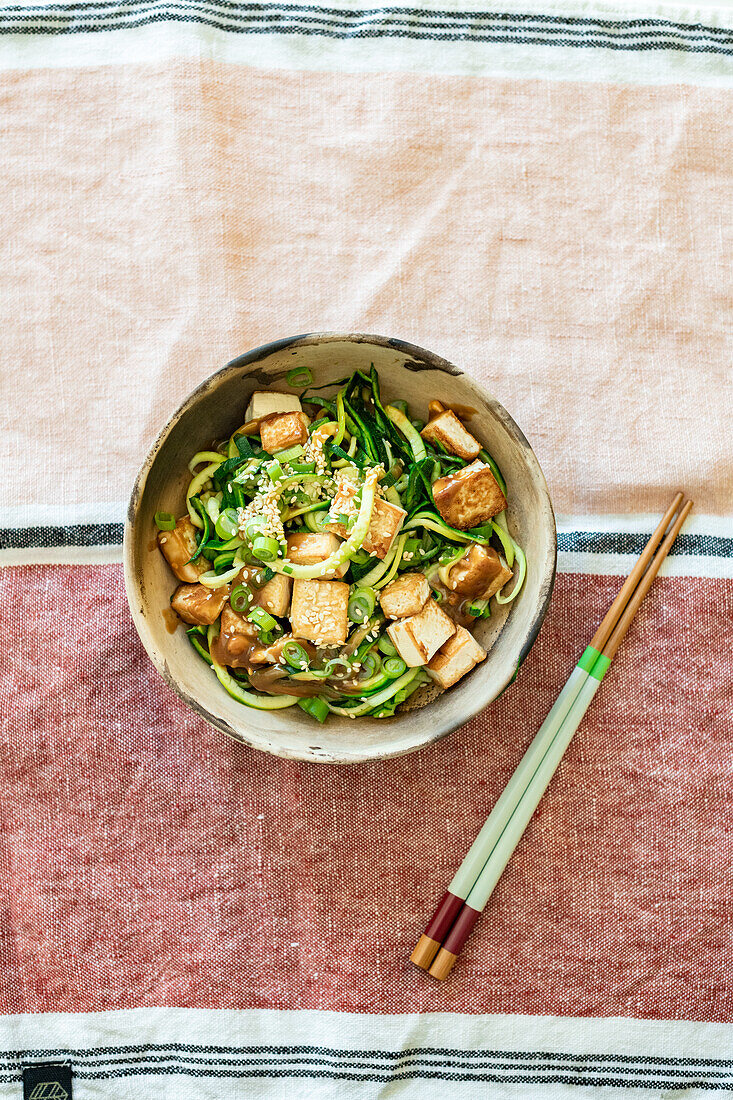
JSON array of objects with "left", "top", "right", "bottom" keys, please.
[
  {"left": 446, "top": 403, "right": 478, "bottom": 422},
  {"left": 162, "top": 607, "right": 180, "bottom": 634},
  {"left": 249, "top": 667, "right": 324, "bottom": 698}
]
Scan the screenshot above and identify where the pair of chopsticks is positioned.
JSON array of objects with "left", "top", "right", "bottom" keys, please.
[{"left": 411, "top": 492, "right": 693, "bottom": 981}]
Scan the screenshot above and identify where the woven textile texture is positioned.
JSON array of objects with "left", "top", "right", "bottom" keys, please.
[{"left": 0, "top": 1, "right": 731, "bottom": 1097}]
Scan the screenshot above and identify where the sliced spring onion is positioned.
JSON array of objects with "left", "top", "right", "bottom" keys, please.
[
  {"left": 154, "top": 511, "right": 175, "bottom": 531},
  {"left": 248, "top": 605, "right": 278, "bottom": 633},
  {"left": 348, "top": 586, "right": 377, "bottom": 624},
  {"left": 251, "top": 535, "right": 281, "bottom": 563},
  {"left": 411, "top": 419, "right": 425, "bottom": 432},
  {"left": 271, "top": 468, "right": 379, "bottom": 581},
  {"left": 383, "top": 656, "right": 407, "bottom": 679},
  {"left": 282, "top": 640, "right": 311, "bottom": 670},
  {"left": 377, "top": 633, "right": 398, "bottom": 657},
  {"left": 359, "top": 651, "right": 382, "bottom": 679},
  {"left": 289, "top": 460, "right": 317, "bottom": 475},
  {"left": 230, "top": 583, "right": 253, "bottom": 614},
  {"left": 266, "top": 458, "right": 285, "bottom": 482},
  {"left": 286, "top": 366, "right": 313, "bottom": 388},
  {"left": 297, "top": 696, "right": 329, "bottom": 722},
  {"left": 215, "top": 508, "right": 240, "bottom": 540},
  {"left": 213, "top": 550, "right": 237, "bottom": 573},
  {"left": 328, "top": 667, "right": 422, "bottom": 717},
  {"left": 495, "top": 538, "right": 526, "bottom": 604},
  {"left": 385, "top": 405, "right": 427, "bottom": 462},
  {"left": 244, "top": 515, "right": 267, "bottom": 541},
  {"left": 389, "top": 399, "right": 408, "bottom": 415},
  {"left": 465, "top": 598, "right": 491, "bottom": 618},
  {"left": 275, "top": 444, "right": 305, "bottom": 462}
]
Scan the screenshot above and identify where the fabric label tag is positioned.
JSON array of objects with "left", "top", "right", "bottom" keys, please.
[{"left": 22, "top": 1065, "right": 72, "bottom": 1100}]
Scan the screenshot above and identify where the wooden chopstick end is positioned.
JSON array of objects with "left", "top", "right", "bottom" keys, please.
[
  {"left": 428, "top": 948, "right": 458, "bottom": 981},
  {"left": 410, "top": 935, "right": 442, "bottom": 970}
]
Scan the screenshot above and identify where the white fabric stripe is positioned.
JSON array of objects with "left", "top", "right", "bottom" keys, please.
[
  {"left": 0, "top": 1008, "right": 730, "bottom": 1100},
  {"left": 0, "top": 545, "right": 123, "bottom": 567},
  {"left": 0, "top": 502, "right": 127, "bottom": 528},
  {"left": 0, "top": 7, "right": 732, "bottom": 86}
]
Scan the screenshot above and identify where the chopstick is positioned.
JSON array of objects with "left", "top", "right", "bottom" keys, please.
[{"left": 410, "top": 494, "right": 692, "bottom": 978}]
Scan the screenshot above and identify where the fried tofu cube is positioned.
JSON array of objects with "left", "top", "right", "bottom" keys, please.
[
  {"left": 421, "top": 409, "right": 480, "bottom": 461},
  {"left": 483, "top": 555, "right": 514, "bottom": 600},
  {"left": 171, "top": 582, "right": 229, "bottom": 626},
  {"left": 446, "top": 544, "right": 508, "bottom": 600},
  {"left": 245, "top": 391, "right": 302, "bottom": 423},
  {"left": 427, "top": 624, "right": 487, "bottom": 689},
  {"left": 326, "top": 497, "right": 406, "bottom": 560},
  {"left": 379, "top": 572, "right": 430, "bottom": 619},
  {"left": 210, "top": 603, "right": 259, "bottom": 667},
  {"left": 157, "top": 516, "right": 206, "bottom": 583},
  {"left": 259, "top": 411, "right": 309, "bottom": 455},
  {"left": 432, "top": 460, "right": 507, "bottom": 530},
  {"left": 286, "top": 532, "right": 348, "bottom": 579},
  {"left": 387, "top": 595, "right": 456, "bottom": 666},
  {"left": 290, "top": 579, "right": 350, "bottom": 645},
  {"left": 236, "top": 568, "right": 292, "bottom": 618}
]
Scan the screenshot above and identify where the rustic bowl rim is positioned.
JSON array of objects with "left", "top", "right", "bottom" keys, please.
[{"left": 123, "top": 331, "right": 557, "bottom": 763}]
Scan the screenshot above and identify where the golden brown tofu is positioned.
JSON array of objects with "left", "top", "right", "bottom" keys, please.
[
  {"left": 290, "top": 579, "right": 350, "bottom": 645},
  {"left": 157, "top": 516, "right": 207, "bottom": 583},
  {"left": 482, "top": 555, "right": 514, "bottom": 600},
  {"left": 171, "top": 583, "right": 229, "bottom": 626},
  {"left": 427, "top": 624, "right": 487, "bottom": 689},
  {"left": 259, "top": 411, "right": 309, "bottom": 454},
  {"left": 386, "top": 595, "right": 456, "bottom": 666},
  {"left": 236, "top": 568, "right": 292, "bottom": 618},
  {"left": 209, "top": 603, "right": 259, "bottom": 667},
  {"left": 446, "top": 544, "right": 506, "bottom": 600},
  {"left": 326, "top": 497, "right": 406, "bottom": 560},
  {"left": 286, "top": 532, "right": 348, "bottom": 579},
  {"left": 420, "top": 409, "right": 480, "bottom": 461},
  {"left": 432, "top": 460, "right": 507, "bottom": 530},
  {"left": 379, "top": 572, "right": 430, "bottom": 619}
]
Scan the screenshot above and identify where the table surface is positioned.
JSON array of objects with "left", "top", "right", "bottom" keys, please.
[{"left": 0, "top": 0, "right": 731, "bottom": 1097}]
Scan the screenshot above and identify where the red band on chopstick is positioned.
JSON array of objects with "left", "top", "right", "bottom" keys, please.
[
  {"left": 423, "top": 891, "right": 464, "bottom": 943},
  {"left": 439, "top": 903, "right": 482, "bottom": 955}
]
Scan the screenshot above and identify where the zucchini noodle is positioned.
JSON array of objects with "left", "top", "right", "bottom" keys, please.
[
  {"left": 495, "top": 537, "right": 527, "bottom": 604},
  {"left": 157, "top": 365, "right": 529, "bottom": 723},
  {"left": 385, "top": 405, "right": 427, "bottom": 462},
  {"left": 187, "top": 460, "right": 225, "bottom": 528},
  {"left": 207, "top": 625, "right": 299, "bottom": 709},
  {"left": 327, "top": 666, "right": 422, "bottom": 717},
  {"left": 359, "top": 531, "right": 406, "bottom": 587}
]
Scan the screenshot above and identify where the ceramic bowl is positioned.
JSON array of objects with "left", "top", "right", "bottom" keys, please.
[{"left": 124, "top": 332, "right": 556, "bottom": 763}]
